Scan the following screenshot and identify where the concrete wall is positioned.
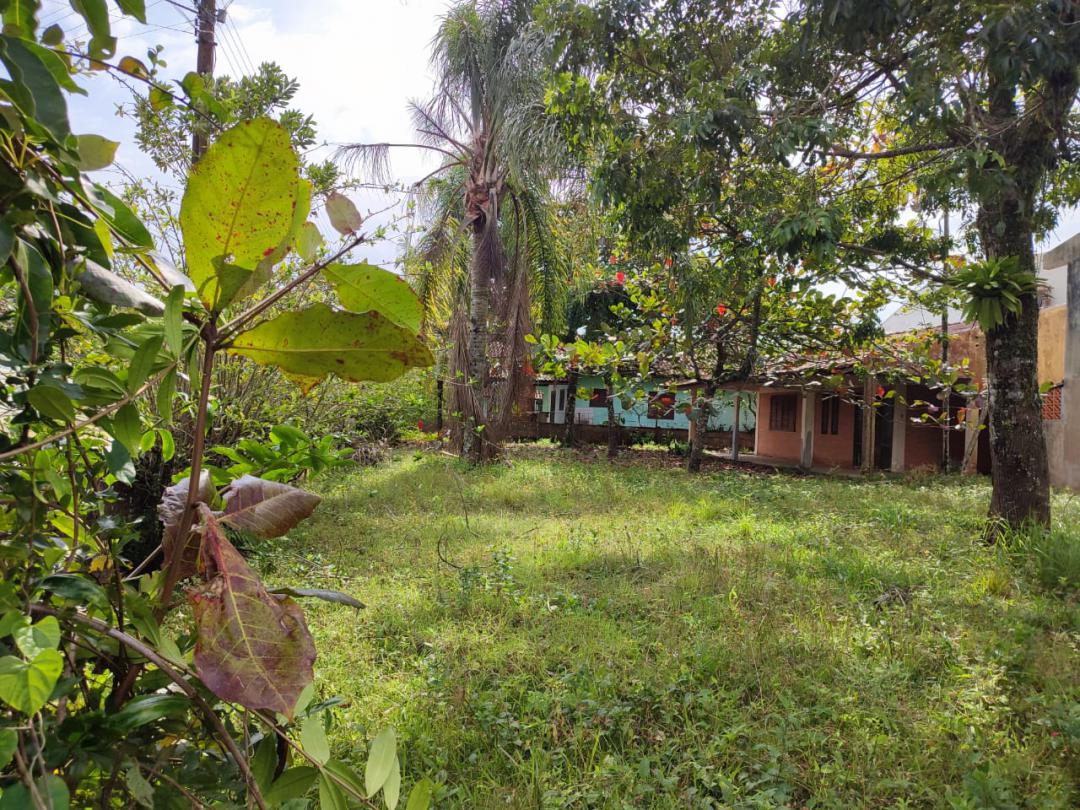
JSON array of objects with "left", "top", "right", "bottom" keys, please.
[
  {"left": 1055, "top": 258, "right": 1080, "bottom": 489},
  {"left": 755, "top": 391, "right": 802, "bottom": 461}
]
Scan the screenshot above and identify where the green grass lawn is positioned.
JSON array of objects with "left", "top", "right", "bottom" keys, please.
[{"left": 256, "top": 445, "right": 1080, "bottom": 809}]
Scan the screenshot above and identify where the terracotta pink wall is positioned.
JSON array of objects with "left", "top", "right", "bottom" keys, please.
[
  {"left": 905, "top": 423, "right": 940, "bottom": 470},
  {"left": 813, "top": 398, "right": 857, "bottom": 468},
  {"left": 755, "top": 392, "right": 802, "bottom": 461}
]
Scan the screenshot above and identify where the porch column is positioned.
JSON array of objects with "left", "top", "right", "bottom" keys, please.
[
  {"left": 962, "top": 405, "right": 981, "bottom": 475},
  {"left": 799, "top": 389, "right": 815, "bottom": 469},
  {"left": 891, "top": 381, "right": 907, "bottom": 473},
  {"left": 861, "top": 375, "right": 877, "bottom": 473},
  {"left": 731, "top": 392, "right": 741, "bottom": 462},
  {"left": 753, "top": 392, "right": 761, "bottom": 456}
]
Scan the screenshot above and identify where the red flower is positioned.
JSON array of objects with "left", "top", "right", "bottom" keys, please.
[
  {"left": 664, "top": 257, "right": 673, "bottom": 268},
  {"left": 615, "top": 271, "right": 626, "bottom": 284},
  {"left": 417, "top": 419, "right": 424, "bottom": 430},
  {"left": 716, "top": 304, "right": 726, "bottom": 316},
  {"left": 609, "top": 254, "right": 618, "bottom": 264},
  {"left": 876, "top": 385, "right": 885, "bottom": 398}
]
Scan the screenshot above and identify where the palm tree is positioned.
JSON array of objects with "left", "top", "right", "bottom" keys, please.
[{"left": 341, "top": 0, "right": 570, "bottom": 462}]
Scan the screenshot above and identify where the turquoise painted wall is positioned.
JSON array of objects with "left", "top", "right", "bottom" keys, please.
[{"left": 537, "top": 375, "right": 757, "bottom": 431}]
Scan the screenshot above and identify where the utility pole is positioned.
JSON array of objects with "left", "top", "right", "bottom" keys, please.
[
  {"left": 192, "top": 0, "right": 218, "bottom": 161},
  {"left": 940, "top": 209, "right": 951, "bottom": 472}
]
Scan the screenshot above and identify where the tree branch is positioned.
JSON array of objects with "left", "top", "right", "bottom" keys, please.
[{"left": 826, "top": 141, "right": 953, "bottom": 160}]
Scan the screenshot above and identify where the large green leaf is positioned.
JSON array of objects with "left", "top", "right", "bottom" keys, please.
[
  {"left": 13, "top": 616, "right": 60, "bottom": 659},
  {"left": 325, "top": 262, "right": 422, "bottom": 333},
  {"left": 179, "top": 117, "right": 302, "bottom": 310},
  {"left": 219, "top": 474, "right": 321, "bottom": 538},
  {"left": 365, "top": 728, "right": 396, "bottom": 797},
  {"left": 0, "top": 649, "right": 63, "bottom": 715},
  {"left": 228, "top": 303, "right": 433, "bottom": 389},
  {"left": 76, "top": 260, "right": 164, "bottom": 316},
  {"left": 0, "top": 34, "right": 70, "bottom": 142},
  {"left": 264, "top": 767, "right": 317, "bottom": 806},
  {"left": 2, "top": 0, "right": 40, "bottom": 38},
  {"left": 0, "top": 774, "right": 69, "bottom": 810},
  {"left": 191, "top": 507, "right": 316, "bottom": 717},
  {"left": 89, "top": 185, "right": 154, "bottom": 250}
]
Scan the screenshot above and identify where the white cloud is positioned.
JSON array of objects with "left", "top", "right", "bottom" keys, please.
[{"left": 52, "top": 0, "right": 451, "bottom": 266}]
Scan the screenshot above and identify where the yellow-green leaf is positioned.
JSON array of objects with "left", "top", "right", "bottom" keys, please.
[
  {"left": 179, "top": 118, "right": 302, "bottom": 310},
  {"left": 296, "top": 221, "right": 323, "bottom": 262},
  {"left": 300, "top": 715, "right": 330, "bottom": 765},
  {"left": 365, "top": 728, "right": 396, "bottom": 797},
  {"left": 325, "top": 262, "right": 422, "bottom": 333},
  {"left": 0, "top": 649, "right": 63, "bottom": 715},
  {"left": 76, "top": 133, "right": 119, "bottom": 171},
  {"left": 228, "top": 303, "right": 433, "bottom": 386}
]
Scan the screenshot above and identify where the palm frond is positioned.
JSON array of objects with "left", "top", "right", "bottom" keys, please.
[{"left": 334, "top": 142, "right": 394, "bottom": 183}]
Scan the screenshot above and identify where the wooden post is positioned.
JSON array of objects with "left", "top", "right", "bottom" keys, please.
[
  {"left": 753, "top": 392, "right": 761, "bottom": 456},
  {"left": 890, "top": 381, "right": 906, "bottom": 473},
  {"left": 962, "top": 405, "right": 982, "bottom": 474},
  {"left": 861, "top": 375, "right": 877, "bottom": 473},
  {"left": 731, "top": 392, "right": 741, "bottom": 461},
  {"left": 799, "top": 389, "right": 815, "bottom": 469},
  {"left": 192, "top": 0, "right": 218, "bottom": 161}
]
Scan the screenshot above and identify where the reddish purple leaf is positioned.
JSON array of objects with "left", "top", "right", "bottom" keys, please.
[
  {"left": 157, "top": 471, "right": 212, "bottom": 580},
  {"left": 219, "top": 475, "right": 321, "bottom": 538},
  {"left": 191, "top": 506, "right": 315, "bottom": 717}
]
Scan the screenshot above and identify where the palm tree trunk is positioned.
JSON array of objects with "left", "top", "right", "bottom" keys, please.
[{"left": 463, "top": 232, "right": 491, "bottom": 464}]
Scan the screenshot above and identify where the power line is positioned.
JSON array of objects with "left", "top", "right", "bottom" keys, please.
[
  {"left": 228, "top": 17, "right": 256, "bottom": 73},
  {"left": 222, "top": 17, "right": 255, "bottom": 75}
]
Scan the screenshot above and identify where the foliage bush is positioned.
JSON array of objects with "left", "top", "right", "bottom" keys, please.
[{"left": 0, "top": 9, "right": 434, "bottom": 807}]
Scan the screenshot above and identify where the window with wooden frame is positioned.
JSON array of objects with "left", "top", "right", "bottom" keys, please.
[
  {"left": 820, "top": 396, "right": 840, "bottom": 435},
  {"left": 769, "top": 394, "right": 797, "bottom": 432},
  {"left": 589, "top": 388, "right": 608, "bottom": 407},
  {"left": 647, "top": 392, "right": 676, "bottom": 420}
]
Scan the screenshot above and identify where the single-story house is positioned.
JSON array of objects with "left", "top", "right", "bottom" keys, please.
[
  {"left": 515, "top": 373, "right": 756, "bottom": 448},
  {"left": 746, "top": 233, "right": 1079, "bottom": 487}
]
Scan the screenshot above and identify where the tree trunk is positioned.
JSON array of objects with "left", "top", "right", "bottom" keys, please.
[
  {"left": 605, "top": 379, "right": 619, "bottom": 459},
  {"left": 976, "top": 196, "right": 1050, "bottom": 530},
  {"left": 562, "top": 370, "right": 578, "bottom": 447},
  {"left": 463, "top": 219, "right": 494, "bottom": 464},
  {"left": 687, "top": 386, "right": 713, "bottom": 472}
]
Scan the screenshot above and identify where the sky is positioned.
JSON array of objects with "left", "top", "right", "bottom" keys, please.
[
  {"left": 37, "top": 0, "right": 1080, "bottom": 276},
  {"left": 43, "top": 0, "right": 451, "bottom": 266}
]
